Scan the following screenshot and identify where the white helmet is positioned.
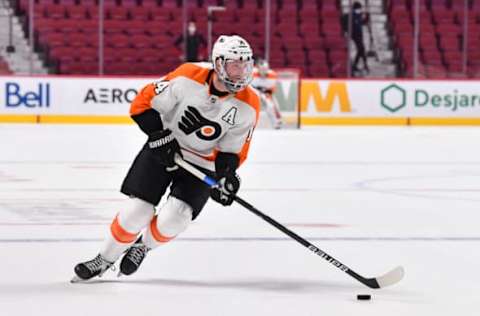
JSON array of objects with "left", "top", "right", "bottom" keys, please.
[{"left": 211, "top": 35, "right": 254, "bottom": 93}]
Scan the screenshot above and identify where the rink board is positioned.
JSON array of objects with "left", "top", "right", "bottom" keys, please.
[{"left": 1, "top": 76, "right": 480, "bottom": 125}]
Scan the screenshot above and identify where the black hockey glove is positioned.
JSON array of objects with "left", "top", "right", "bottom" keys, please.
[
  {"left": 211, "top": 173, "right": 241, "bottom": 206},
  {"left": 210, "top": 152, "right": 240, "bottom": 206},
  {"left": 147, "top": 129, "right": 182, "bottom": 170}
]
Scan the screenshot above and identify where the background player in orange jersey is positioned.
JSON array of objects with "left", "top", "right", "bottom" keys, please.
[
  {"left": 72, "top": 35, "right": 260, "bottom": 282},
  {"left": 251, "top": 59, "right": 283, "bottom": 129}
]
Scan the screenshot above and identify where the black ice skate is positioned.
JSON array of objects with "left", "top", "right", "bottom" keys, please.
[
  {"left": 119, "top": 242, "right": 150, "bottom": 276},
  {"left": 71, "top": 254, "right": 114, "bottom": 283}
]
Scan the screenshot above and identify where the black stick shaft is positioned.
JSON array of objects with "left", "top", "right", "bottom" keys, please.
[
  {"left": 233, "top": 196, "right": 380, "bottom": 288},
  {"left": 173, "top": 156, "right": 381, "bottom": 288}
]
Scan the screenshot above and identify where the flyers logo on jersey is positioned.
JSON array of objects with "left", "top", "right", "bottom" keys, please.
[{"left": 178, "top": 106, "right": 222, "bottom": 141}]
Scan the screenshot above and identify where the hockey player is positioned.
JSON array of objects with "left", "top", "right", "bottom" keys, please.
[
  {"left": 72, "top": 35, "right": 260, "bottom": 281},
  {"left": 251, "top": 59, "right": 282, "bottom": 129}
]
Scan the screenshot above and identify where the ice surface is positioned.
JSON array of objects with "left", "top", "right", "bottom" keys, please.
[{"left": 1, "top": 124, "right": 479, "bottom": 316}]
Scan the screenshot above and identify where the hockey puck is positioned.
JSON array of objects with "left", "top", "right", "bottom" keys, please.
[{"left": 357, "top": 294, "right": 371, "bottom": 300}]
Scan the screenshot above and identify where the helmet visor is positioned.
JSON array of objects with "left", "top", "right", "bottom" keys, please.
[
  {"left": 225, "top": 59, "right": 253, "bottom": 82},
  {"left": 220, "top": 59, "right": 253, "bottom": 92}
]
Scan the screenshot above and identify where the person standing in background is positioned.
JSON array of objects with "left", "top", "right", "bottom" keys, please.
[
  {"left": 251, "top": 59, "right": 283, "bottom": 129},
  {"left": 175, "top": 21, "right": 207, "bottom": 62},
  {"left": 343, "top": 2, "right": 370, "bottom": 75}
]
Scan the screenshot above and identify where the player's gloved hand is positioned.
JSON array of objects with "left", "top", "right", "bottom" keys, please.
[
  {"left": 147, "top": 129, "right": 182, "bottom": 170},
  {"left": 210, "top": 173, "right": 241, "bottom": 206}
]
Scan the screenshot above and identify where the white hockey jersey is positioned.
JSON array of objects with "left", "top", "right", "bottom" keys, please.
[
  {"left": 251, "top": 68, "right": 278, "bottom": 94},
  {"left": 130, "top": 63, "right": 260, "bottom": 171}
]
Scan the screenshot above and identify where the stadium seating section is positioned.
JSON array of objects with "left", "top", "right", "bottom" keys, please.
[
  {"left": 0, "top": 57, "right": 12, "bottom": 74},
  {"left": 14, "top": 0, "right": 346, "bottom": 77},
  {"left": 389, "top": 0, "right": 480, "bottom": 78}
]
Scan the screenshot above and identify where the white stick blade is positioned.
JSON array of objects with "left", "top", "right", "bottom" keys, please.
[{"left": 376, "top": 266, "right": 405, "bottom": 288}]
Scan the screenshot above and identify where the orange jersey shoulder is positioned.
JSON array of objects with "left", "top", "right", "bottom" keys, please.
[
  {"left": 130, "top": 63, "right": 211, "bottom": 116},
  {"left": 165, "top": 62, "right": 211, "bottom": 84},
  {"left": 235, "top": 85, "right": 261, "bottom": 125},
  {"left": 234, "top": 86, "right": 261, "bottom": 166}
]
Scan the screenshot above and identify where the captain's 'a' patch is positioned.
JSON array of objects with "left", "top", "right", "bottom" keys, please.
[{"left": 222, "top": 107, "right": 237, "bottom": 125}]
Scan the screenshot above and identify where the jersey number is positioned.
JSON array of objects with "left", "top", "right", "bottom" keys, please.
[{"left": 154, "top": 81, "right": 169, "bottom": 95}]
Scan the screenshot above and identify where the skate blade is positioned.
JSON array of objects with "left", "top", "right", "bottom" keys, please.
[
  {"left": 70, "top": 275, "right": 85, "bottom": 283},
  {"left": 70, "top": 274, "right": 108, "bottom": 283}
]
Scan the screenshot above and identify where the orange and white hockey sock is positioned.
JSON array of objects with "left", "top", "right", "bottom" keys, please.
[
  {"left": 100, "top": 198, "right": 155, "bottom": 262},
  {"left": 143, "top": 196, "right": 192, "bottom": 249}
]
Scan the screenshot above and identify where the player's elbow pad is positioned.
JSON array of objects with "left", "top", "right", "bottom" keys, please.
[
  {"left": 215, "top": 152, "right": 239, "bottom": 177},
  {"left": 131, "top": 109, "right": 164, "bottom": 135}
]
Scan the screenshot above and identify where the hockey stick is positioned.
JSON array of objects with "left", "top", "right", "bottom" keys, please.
[{"left": 174, "top": 156, "right": 404, "bottom": 289}]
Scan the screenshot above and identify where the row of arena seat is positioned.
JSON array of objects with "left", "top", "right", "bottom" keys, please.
[
  {"left": 390, "top": 0, "right": 480, "bottom": 77},
  {"left": 17, "top": 0, "right": 337, "bottom": 10},
  {"left": 0, "top": 57, "right": 12, "bottom": 74},
  {"left": 15, "top": 0, "right": 347, "bottom": 77},
  {"left": 50, "top": 45, "right": 341, "bottom": 73}
]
